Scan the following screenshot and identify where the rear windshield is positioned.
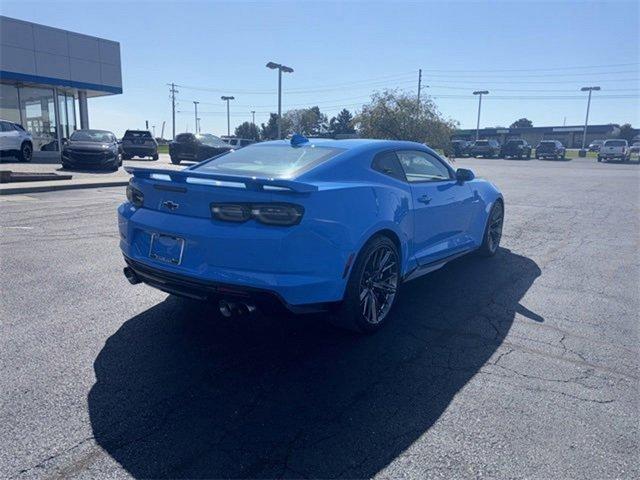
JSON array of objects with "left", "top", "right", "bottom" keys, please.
[
  {"left": 507, "top": 140, "right": 524, "bottom": 145},
  {"left": 474, "top": 141, "right": 489, "bottom": 146},
  {"left": 194, "top": 143, "right": 345, "bottom": 178},
  {"left": 539, "top": 141, "right": 556, "bottom": 145},
  {"left": 604, "top": 140, "right": 626, "bottom": 147},
  {"left": 124, "top": 130, "right": 152, "bottom": 139}
]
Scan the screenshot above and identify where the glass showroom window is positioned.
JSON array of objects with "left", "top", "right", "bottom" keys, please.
[
  {"left": 0, "top": 83, "right": 21, "bottom": 124},
  {"left": 57, "top": 91, "right": 76, "bottom": 139},
  {"left": 19, "top": 86, "right": 58, "bottom": 152}
]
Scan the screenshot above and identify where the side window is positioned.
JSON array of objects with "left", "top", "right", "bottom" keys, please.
[
  {"left": 0, "top": 121, "right": 12, "bottom": 132},
  {"left": 396, "top": 150, "right": 452, "bottom": 183},
  {"left": 371, "top": 151, "right": 406, "bottom": 181}
]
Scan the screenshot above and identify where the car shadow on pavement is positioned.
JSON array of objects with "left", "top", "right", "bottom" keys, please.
[{"left": 88, "top": 248, "right": 542, "bottom": 479}]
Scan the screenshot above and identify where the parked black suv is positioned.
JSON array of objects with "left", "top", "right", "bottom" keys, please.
[
  {"left": 121, "top": 130, "right": 158, "bottom": 160},
  {"left": 500, "top": 139, "right": 532, "bottom": 159},
  {"left": 450, "top": 140, "right": 473, "bottom": 157},
  {"left": 535, "top": 140, "right": 566, "bottom": 160},
  {"left": 469, "top": 139, "right": 501, "bottom": 158},
  {"left": 169, "top": 133, "right": 232, "bottom": 165}
]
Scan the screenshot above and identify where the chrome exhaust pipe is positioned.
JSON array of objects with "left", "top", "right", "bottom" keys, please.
[
  {"left": 123, "top": 267, "right": 141, "bottom": 285},
  {"left": 219, "top": 300, "right": 234, "bottom": 318}
]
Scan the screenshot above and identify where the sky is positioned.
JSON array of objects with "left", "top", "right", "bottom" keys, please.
[{"left": 3, "top": 0, "right": 638, "bottom": 137}]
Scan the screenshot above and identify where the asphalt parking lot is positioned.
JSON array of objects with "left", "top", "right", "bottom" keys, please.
[{"left": 0, "top": 156, "right": 638, "bottom": 479}]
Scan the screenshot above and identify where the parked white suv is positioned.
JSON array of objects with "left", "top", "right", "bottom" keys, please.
[
  {"left": 0, "top": 119, "right": 33, "bottom": 162},
  {"left": 597, "top": 139, "right": 630, "bottom": 163}
]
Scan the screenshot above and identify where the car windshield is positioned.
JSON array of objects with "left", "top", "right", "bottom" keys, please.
[
  {"left": 475, "top": 141, "right": 489, "bottom": 146},
  {"left": 194, "top": 143, "right": 345, "bottom": 178},
  {"left": 70, "top": 130, "right": 113, "bottom": 142},
  {"left": 124, "top": 130, "right": 152, "bottom": 139},
  {"left": 604, "top": 140, "right": 626, "bottom": 147},
  {"left": 196, "top": 134, "right": 229, "bottom": 147},
  {"left": 507, "top": 140, "right": 524, "bottom": 145}
]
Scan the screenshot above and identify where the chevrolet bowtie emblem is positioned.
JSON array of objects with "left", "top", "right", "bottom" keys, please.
[{"left": 162, "top": 200, "right": 179, "bottom": 211}]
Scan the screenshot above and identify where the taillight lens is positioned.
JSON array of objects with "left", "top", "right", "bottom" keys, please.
[
  {"left": 126, "top": 185, "right": 144, "bottom": 208},
  {"left": 210, "top": 204, "right": 251, "bottom": 222},
  {"left": 210, "top": 203, "right": 303, "bottom": 226}
]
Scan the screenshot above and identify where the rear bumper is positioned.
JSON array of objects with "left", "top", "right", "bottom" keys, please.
[
  {"left": 123, "top": 146, "right": 157, "bottom": 156},
  {"left": 117, "top": 204, "right": 350, "bottom": 306},
  {"left": 123, "top": 256, "right": 327, "bottom": 313}
]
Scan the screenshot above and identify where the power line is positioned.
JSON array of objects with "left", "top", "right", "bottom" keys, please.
[{"left": 417, "top": 62, "right": 639, "bottom": 73}]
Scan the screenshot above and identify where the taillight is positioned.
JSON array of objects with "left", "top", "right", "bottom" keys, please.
[
  {"left": 210, "top": 203, "right": 304, "bottom": 226},
  {"left": 210, "top": 204, "right": 251, "bottom": 222},
  {"left": 126, "top": 184, "right": 144, "bottom": 208}
]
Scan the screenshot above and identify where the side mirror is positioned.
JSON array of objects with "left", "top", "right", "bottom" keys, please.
[{"left": 456, "top": 168, "right": 475, "bottom": 182}]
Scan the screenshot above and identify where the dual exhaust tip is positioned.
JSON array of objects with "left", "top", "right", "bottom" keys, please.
[{"left": 123, "top": 266, "right": 257, "bottom": 317}]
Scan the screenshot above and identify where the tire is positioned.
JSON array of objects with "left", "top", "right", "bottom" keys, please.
[
  {"left": 152, "top": 153, "right": 159, "bottom": 160},
  {"left": 526, "top": 152, "right": 531, "bottom": 160},
  {"left": 18, "top": 142, "right": 33, "bottom": 162},
  {"left": 331, "top": 235, "right": 401, "bottom": 333},
  {"left": 477, "top": 200, "right": 504, "bottom": 257},
  {"left": 170, "top": 156, "right": 181, "bottom": 165},
  {"left": 597, "top": 157, "right": 602, "bottom": 162}
]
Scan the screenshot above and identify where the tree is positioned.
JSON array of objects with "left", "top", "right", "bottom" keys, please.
[
  {"left": 618, "top": 123, "right": 637, "bottom": 143},
  {"left": 510, "top": 118, "right": 533, "bottom": 128},
  {"left": 283, "top": 106, "right": 327, "bottom": 136},
  {"left": 329, "top": 109, "right": 356, "bottom": 135},
  {"left": 234, "top": 122, "right": 260, "bottom": 141},
  {"left": 260, "top": 113, "right": 293, "bottom": 140},
  {"left": 355, "top": 89, "right": 458, "bottom": 149}
]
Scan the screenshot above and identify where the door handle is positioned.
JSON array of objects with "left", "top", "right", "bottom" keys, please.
[{"left": 417, "top": 194, "right": 432, "bottom": 204}]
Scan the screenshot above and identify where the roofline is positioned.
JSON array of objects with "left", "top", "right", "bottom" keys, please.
[{"left": 0, "top": 70, "right": 122, "bottom": 95}]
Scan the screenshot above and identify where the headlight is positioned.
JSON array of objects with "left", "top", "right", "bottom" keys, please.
[
  {"left": 126, "top": 184, "right": 144, "bottom": 208},
  {"left": 210, "top": 203, "right": 304, "bottom": 226}
]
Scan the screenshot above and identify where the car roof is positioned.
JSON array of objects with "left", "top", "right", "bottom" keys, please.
[{"left": 257, "top": 138, "right": 435, "bottom": 153}]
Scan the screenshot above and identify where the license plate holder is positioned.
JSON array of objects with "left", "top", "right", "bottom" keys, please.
[{"left": 149, "top": 233, "right": 185, "bottom": 265}]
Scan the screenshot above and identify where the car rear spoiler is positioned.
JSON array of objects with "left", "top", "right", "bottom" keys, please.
[{"left": 125, "top": 167, "right": 318, "bottom": 193}]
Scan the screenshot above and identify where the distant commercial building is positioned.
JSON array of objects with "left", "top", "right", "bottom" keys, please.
[
  {"left": 0, "top": 16, "right": 122, "bottom": 157},
  {"left": 453, "top": 124, "right": 621, "bottom": 148}
]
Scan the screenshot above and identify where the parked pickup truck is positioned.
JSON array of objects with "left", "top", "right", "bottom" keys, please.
[
  {"left": 598, "top": 139, "right": 631, "bottom": 162},
  {"left": 469, "top": 139, "right": 501, "bottom": 158},
  {"left": 169, "top": 133, "right": 232, "bottom": 165},
  {"left": 535, "top": 140, "right": 566, "bottom": 160},
  {"left": 500, "top": 139, "right": 532, "bottom": 159}
]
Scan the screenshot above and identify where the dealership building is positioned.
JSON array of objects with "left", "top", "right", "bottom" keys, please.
[
  {"left": 0, "top": 16, "right": 122, "bottom": 157},
  {"left": 453, "top": 124, "right": 622, "bottom": 148}
]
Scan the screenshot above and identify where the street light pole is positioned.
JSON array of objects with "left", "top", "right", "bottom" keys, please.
[
  {"left": 251, "top": 110, "right": 256, "bottom": 125},
  {"left": 473, "top": 90, "right": 489, "bottom": 141},
  {"left": 266, "top": 62, "right": 294, "bottom": 139},
  {"left": 193, "top": 101, "right": 199, "bottom": 134},
  {"left": 221, "top": 96, "right": 235, "bottom": 137},
  {"left": 580, "top": 86, "right": 601, "bottom": 150}
]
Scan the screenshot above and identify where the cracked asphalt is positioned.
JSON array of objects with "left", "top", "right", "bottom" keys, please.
[{"left": 1, "top": 156, "right": 638, "bottom": 479}]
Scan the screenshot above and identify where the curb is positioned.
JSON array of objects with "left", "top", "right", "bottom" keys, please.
[{"left": 0, "top": 179, "right": 129, "bottom": 195}]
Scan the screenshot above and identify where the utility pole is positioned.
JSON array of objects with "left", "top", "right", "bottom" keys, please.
[
  {"left": 193, "top": 101, "right": 199, "bottom": 134},
  {"left": 160, "top": 121, "right": 165, "bottom": 140},
  {"left": 580, "top": 86, "right": 601, "bottom": 150},
  {"left": 266, "top": 62, "right": 294, "bottom": 139},
  {"left": 152, "top": 125, "right": 156, "bottom": 137},
  {"left": 251, "top": 110, "right": 256, "bottom": 125},
  {"left": 221, "top": 96, "right": 235, "bottom": 137},
  {"left": 417, "top": 69, "right": 422, "bottom": 107},
  {"left": 168, "top": 83, "right": 178, "bottom": 140},
  {"left": 473, "top": 90, "right": 489, "bottom": 141},
  {"left": 145, "top": 120, "right": 149, "bottom": 130}
]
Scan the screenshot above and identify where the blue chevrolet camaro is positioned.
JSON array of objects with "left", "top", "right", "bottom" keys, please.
[{"left": 119, "top": 135, "right": 504, "bottom": 332}]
